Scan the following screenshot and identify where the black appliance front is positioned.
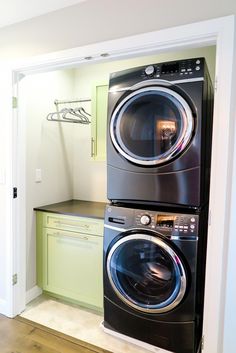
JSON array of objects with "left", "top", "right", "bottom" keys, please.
[
  {"left": 107, "top": 58, "right": 214, "bottom": 209},
  {"left": 103, "top": 205, "right": 208, "bottom": 353}
]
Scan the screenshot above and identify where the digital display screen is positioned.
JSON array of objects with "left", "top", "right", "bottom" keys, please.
[
  {"left": 161, "top": 63, "right": 179, "bottom": 74},
  {"left": 156, "top": 215, "right": 176, "bottom": 228}
]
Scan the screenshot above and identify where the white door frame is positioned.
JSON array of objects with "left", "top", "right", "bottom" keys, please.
[{"left": 1, "top": 15, "right": 235, "bottom": 353}]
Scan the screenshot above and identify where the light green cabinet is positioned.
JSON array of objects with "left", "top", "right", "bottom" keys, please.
[
  {"left": 36, "top": 212, "right": 104, "bottom": 311},
  {"left": 91, "top": 82, "right": 109, "bottom": 161}
]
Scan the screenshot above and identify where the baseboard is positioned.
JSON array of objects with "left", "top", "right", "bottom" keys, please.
[
  {"left": 26, "top": 286, "right": 42, "bottom": 304},
  {"left": 101, "top": 321, "right": 173, "bottom": 353},
  {"left": 0, "top": 298, "right": 8, "bottom": 316}
]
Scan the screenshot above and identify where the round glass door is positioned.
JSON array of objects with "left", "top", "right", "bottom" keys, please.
[
  {"left": 107, "top": 233, "right": 187, "bottom": 313},
  {"left": 110, "top": 86, "right": 194, "bottom": 166}
]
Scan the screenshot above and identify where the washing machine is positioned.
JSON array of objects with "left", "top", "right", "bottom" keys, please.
[
  {"left": 103, "top": 204, "right": 208, "bottom": 353},
  {"left": 107, "top": 57, "right": 214, "bottom": 209}
]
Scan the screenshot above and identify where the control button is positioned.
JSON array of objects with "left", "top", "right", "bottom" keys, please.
[
  {"left": 191, "top": 217, "right": 196, "bottom": 222},
  {"left": 195, "top": 66, "right": 200, "bottom": 71},
  {"left": 184, "top": 230, "right": 188, "bottom": 233},
  {"left": 145, "top": 65, "right": 155, "bottom": 76},
  {"left": 189, "top": 72, "right": 193, "bottom": 75},
  {"left": 190, "top": 225, "right": 195, "bottom": 229},
  {"left": 196, "top": 59, "right": 200, "bottom": 64},
  {"left": 181, "top": 69, "right": 186, "bottom": 72},
  {"left": 179, "top": 226, "right": 183, "bottom": 229},
  {"left": 156, "top": 74, "right": 160, "bottom": 77},
  {"left": 184, "top": 72, "right": 188, "bottom": 75},
  {"left": 184, "top": 226, "right": 188, "bottom": 229},
  {"left": 187, "top": 68, "right": 192, "bottom": 72},
  {"left": 140, "top": 215, "right": 151, "bottom": 226},
  {"left": 179, "top": 229, "right": 183, "bottom": 232},
  {"left": 180, "top": 73, "right": 184, "bottom": 75}
]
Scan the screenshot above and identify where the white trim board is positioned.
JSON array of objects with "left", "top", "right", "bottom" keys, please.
[
  {"left": 26, "top": 286, "right": 43, "bottom": 305},
  {"left": 0, "top": 299, "right": 8, "bottom": 317},
  {"left": 0, "top": 14, "right": 234, "bottom": 353}
]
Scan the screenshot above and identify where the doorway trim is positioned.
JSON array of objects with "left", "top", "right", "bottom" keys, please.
[{"left": 2, "top": 15, "right": 235, "bottom": 353}]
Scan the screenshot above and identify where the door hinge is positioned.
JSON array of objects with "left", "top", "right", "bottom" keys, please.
[
  {"left": 12, "top": 273, "right": 18, "bottom": 286},
  {"left": 214, "top": 77, "right": 218, "bottom": 92},
  {"left": 201, "top": 335, "right": 205, "bottom": 351},
  {"left": 12, "top": 96, "right": 18, "bottom": 109},
  {"left": 13, "top": 187, "right": 17, "bottom": 198},
  {"left": 208, "top": 210, "right": 211, "bottom": 226}
]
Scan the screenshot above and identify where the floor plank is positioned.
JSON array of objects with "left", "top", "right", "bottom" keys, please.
[{"left": 0, "top": 315, "right": 111, "bottom": 353}]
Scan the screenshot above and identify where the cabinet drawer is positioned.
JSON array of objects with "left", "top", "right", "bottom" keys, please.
[{"left": 42, "top": 213, "right": 104, "bottom": 236}]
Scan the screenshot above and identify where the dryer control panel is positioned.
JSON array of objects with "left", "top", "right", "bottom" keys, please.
[
  {"left": 141, "top": 57, "right": 204, "bottom": 80},
  {"left": 109, "top": 57, "right": 208, "bottom": 92}
]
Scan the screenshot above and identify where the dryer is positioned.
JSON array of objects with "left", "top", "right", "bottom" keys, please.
[
  {"left": 107, "top": 58, "right": 214, "bottom": 209},
  {"left": 103, "top": 204, "right": 208, "bottom": 353}
]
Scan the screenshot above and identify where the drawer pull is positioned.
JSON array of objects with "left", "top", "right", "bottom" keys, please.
[
  {"left": 53, "top": 231, "right": 89, "bottom": 240},
  {"left": 54, "top": 220, "right": 90, "bottom": 229}
]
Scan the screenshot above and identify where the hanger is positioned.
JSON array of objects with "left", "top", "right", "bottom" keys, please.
[
  {"left": 46, "top": 101, "right": 91, "bottom": 124},
  {"left": 61, "top": 108, "right": 91, "bottom": 124}
]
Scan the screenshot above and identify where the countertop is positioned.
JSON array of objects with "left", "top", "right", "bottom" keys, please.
[{"left": 34, "top": 200, "right": 107, "bottom": 219}]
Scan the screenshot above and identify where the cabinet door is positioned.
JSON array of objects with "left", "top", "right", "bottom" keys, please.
[
  {"left": 91, "top": 82, "right": 109, "bottom": 161},
  {"left": 42, "top": 228, "right": 103, "bottom": 310}
]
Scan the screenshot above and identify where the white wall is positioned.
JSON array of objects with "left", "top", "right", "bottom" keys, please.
[
  {"left": 21, "top": 70, "right": 75, "bottom": 291},
  {"left": 0, "top": 69, "right": 15, "bottom": 312},
  {"left": 0, "top": 0, "right": 234, "bottom": 59}
]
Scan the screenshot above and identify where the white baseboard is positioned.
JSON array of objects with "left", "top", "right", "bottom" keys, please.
[
  {"left": 0, "top": 298, "right": 8, "bottom": 316},
  {"left": 100, "top": 321, "right": 173, "bottom": 353},
  {"left": 26, "top": 286, "right": 42, "bottom": 304}
]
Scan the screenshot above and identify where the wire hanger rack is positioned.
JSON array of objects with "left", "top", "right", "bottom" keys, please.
[{"left": 46, "top": 98, "right": 91, "bottom": 124}]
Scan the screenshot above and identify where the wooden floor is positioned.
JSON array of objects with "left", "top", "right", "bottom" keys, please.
[{"left": 0, "top": 315, "right": 111, "bottom": 353}]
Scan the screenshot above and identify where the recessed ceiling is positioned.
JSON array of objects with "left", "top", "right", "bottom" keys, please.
[{"left": 0, "top": 0, "right": 87, "bottom": 28}]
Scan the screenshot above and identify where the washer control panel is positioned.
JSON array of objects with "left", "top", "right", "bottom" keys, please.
[
  {"left": 135, "top": 210, "right": 199, "bottom": 236},
  {"left": 105, "top": 205, "right": 199, "bottom": 237},
  {"left": 142, "top": 57, "right": 204, "bottom": 80}
]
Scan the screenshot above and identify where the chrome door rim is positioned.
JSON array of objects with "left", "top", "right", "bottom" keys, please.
[
  {"left": 110, "top": 85, "right": 194, "bottom": 166},
  {"left": 107, "top": 233, "right": 187, "bottom": 314}
]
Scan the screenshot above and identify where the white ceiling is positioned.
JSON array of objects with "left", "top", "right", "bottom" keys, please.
[{"left": 0, "top": 0, "right": 87, "bottom": 28}]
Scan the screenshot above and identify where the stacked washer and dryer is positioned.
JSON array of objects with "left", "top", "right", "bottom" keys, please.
[{"left": 103, "top": 58, "right": 214, "bottom": 353}]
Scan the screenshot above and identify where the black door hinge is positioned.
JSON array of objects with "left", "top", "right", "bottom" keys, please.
[
  {"left": 12, "top": 273, "right": 18, "bottom": 285},
  {"left": 13, "top": 187, "right": 17, "bottom": 198}
]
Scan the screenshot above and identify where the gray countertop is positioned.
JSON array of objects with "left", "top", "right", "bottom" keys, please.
[{"left": 34, "top": 199, "right": 107, "bottom": 219}]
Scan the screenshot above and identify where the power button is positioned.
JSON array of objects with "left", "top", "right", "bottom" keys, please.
[
  {"left": 145, "top": 65, "right": 155, "bottom": 76},
  {"left": 140, "top": 215, "right": 151, "bottom": 226}
]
